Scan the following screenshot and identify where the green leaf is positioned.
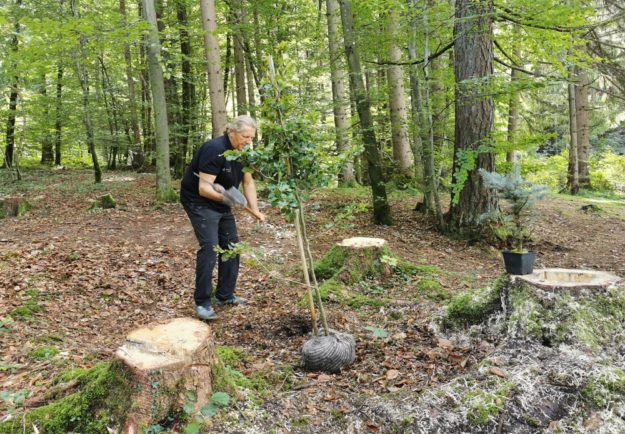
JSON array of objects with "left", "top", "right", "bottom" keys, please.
[
  {"left": 364, "top": 326, "right": 388, "bottom": 338},
  {"left": 200, "top": 402, "right": 218, "bottom": 417},
  {"left": 184, "top": 422, "right": 201, "bottom": 434},
  {"left": 182, "top": 402, "right": 196, "bottom": 414},
  {"left": 210, "top": 391, "right": 230, "bottom": 406},
  {"left": 185, "top": 390, "right": 197, "bottom": 402}
]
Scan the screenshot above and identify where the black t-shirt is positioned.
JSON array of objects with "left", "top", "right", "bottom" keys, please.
[{"left": 180, "top": 135, "right": 244, "bottom": 212}]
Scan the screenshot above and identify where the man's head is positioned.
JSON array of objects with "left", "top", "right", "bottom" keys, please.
[{"left": 227, "top": 115, "right": 257, "bottom": 150}]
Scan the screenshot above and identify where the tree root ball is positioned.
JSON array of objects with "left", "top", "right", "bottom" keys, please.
[{"left": 301, "top": 329, "right": 356, "bottom": 373}]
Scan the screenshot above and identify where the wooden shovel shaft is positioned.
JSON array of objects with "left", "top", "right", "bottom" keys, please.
[{"left": 193, "top": 171, "right": 264, "bottom": 222}]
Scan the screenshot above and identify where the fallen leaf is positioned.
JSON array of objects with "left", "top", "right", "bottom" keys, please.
[
  {"left": 437, "top": 338, "right": 454, "bottom": 351},
  {"left": 386, "top": 369, "right": 400, "bottom": 380},
  {"left": 317, "top": 374, "right": 333, "bottom": 382}
]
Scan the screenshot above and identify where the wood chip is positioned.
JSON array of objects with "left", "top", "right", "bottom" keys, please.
[{"left": 489, "top": 366, "right": 508, "bottom": 378}]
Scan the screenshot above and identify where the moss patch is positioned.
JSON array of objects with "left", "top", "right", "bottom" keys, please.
[
  {"left": 0, "top": 361, "right": 132, "bottom": 434},
  {"left": 442, "top": 278, "right": 505, "bottom": 330}
]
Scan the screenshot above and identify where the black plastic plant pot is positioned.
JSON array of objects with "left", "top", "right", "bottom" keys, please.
[{"left": 502, "top": 251, "right": 536, "bottom": 275}]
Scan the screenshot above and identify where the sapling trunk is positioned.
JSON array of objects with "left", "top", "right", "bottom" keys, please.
[
  {"left": 294, "top": 208, "right": 319, "bottom": 336},
  {"left": 297, "top": 197, "right": 329, "bottom": 335}
]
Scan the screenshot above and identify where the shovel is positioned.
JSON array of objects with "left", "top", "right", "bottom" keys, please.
[{"left": 193, "top": 172, "right": 264, "bottom": 221}]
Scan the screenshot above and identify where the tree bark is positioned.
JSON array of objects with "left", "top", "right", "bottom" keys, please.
[
  {"left": 3, "top": 0, "right": 22, "bottom": 169},
  {"left": 567, "top": 69, "right": 579, "bottom": 194},
  {"left": 325, "top": 0, "right": 353, "bottom": 185},
  {"left": 200, "top": 0, "right": 228, "bottom": 136},
  {"left": 231, "top": 0, "right": 247, "bottom": 116},
  {"left": 54, "top": 65, "right": 63, "bottom": 166},
  {"left": 176, "top": 0, "right": 195, "bottom": 178},
  {"left": 120, "top": 0, "right": 143, "bottom": 169},
  {"left": 506, "top": 64, "right": 521, "bottom": 163},
  {"left": 575, "top": 68, "right": 590, "bottom": 189},
  {"left": 142, "top": 0, "right": 173, "bottom": 200},
  {"left": 447, "top": 0, "right": 497, "bottom": 235},
  {"left": 338, "top": 0, "right": 391, "bottom": 225},
  {"left": 40, "top": 75, "right": 55, "bottom": 165},
  {"left": 386, "top": 10, "right": 413, "bottom": 176}
]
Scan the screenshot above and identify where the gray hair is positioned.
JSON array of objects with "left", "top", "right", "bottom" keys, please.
[{"left": 226, "top": 115, "right": 257, "bottom": 133}]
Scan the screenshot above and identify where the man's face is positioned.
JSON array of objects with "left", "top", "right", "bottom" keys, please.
[{"left": 229, "top": 126, "right": 256, "bottom": 150}]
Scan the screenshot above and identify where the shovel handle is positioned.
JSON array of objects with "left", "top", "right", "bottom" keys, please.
[{"left": 244, "top": 206, "right": 265, "bottom": 222}]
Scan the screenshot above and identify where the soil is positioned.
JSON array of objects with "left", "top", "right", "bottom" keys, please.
[{"left": 1, "top": 169, "right": 624, "bottom": 432}]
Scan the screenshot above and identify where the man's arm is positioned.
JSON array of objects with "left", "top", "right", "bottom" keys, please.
[
  {"left": 197, "top": 172, "right": 226, "bottom": 202},
  {"left": 242, "top": 172, "right": 266, "bottom": 222}
]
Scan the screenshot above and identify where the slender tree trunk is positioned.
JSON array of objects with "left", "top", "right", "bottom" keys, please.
[
  {"left": 200, "top": 0, "right": 227, "bottom": 136},
  {"left": 142, "top": 0, "right": 173, "bottom": 200},
  {"left": 567, "top": 73, "right": 579, "bottom": 194},
  {"left": 120, "top": 0, "right": 143, "bottom": 169},
  {"left": 70, "top": 0, "right": 101, "bottom": 183},
  {"left": 99, "top": 57, "right": 122, "bottom": 170},
  {"left": 410, "top": 0, "right": 444, "bottom": 228},
  {"left": 506, "top": 65, "right": 521, "bottom": 163},
  {"left": 245, "top": 55, "right": 257, "bottom": 119},
  {"left": 54, "top": 65, "right": 64, "bottom": 166},
  {"left": 176, "top": 0, "right": 195, "bottom": 178},
  {"left": 407, "top": 0, "right": 424, "bottom": 183},
  {"left": 447, "top": 0, "right": 497, "bottom": 234},
  {"left": 386, "top": 10, "right": 413, "bottom": 176},
  {"left": 338, "top": 0, "right": 391, "bottom": 225},
  {"left": 575, "top": 68, "right": 590, "bottom": 189},
  {"left": 3, "top": 0, "right": 22, "bottom": 169},
  {"left": 40, "top": 76, "right": 55, "bottom": 164},
  {"left": 325, "top": 0, "right": 353, "bottom": 185},
  {"left": 231, "top": 0, "right": 247, "bottom": 116}
]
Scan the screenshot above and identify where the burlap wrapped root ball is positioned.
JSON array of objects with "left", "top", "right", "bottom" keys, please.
[{"left": 301, "top": 329, "right": 356, "bottom": 373}]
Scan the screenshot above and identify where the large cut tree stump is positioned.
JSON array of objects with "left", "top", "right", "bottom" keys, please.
[{"left": 115, "top": 317, "right": 214, "bottom": 433}]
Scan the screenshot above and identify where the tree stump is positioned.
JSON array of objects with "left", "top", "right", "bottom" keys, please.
[
  {"left": 0, "top": 197, "right": 31, "bottom": 218},
  {"left": 312, "top": 237, "right": 420, "bottom": 307},
  {"left": 398, "top": 271, "right": 625, "bottom": 433},
  {"left": 314, "top": 237, "right": 391, "bottom": 284},
  {"left": 115, "top": 317, "right": 214, "bottom": 433}
]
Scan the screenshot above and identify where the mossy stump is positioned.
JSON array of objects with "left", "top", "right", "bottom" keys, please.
[
  {"left": 90, "top": 193, "right": 116, "bottom": 210},
  {"left": 115, "top": 317, "right": 214, "bottom": 433},
  {"left": 315, "top": 237, "right": 390, "bottom": 284},
  {"left": 0, "top": 197, "right": 31, "bottom": 218},
  {"left": 413, "top": 272, "right": 625, "bottom": 433}
]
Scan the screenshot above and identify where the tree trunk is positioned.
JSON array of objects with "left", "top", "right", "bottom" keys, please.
[
  {"left": 120, "top": 0, "right": 143, "bottom": 169},
  {"left": 142, "top": 0, "right": 173, "bottom": 200},
  {"left": 338, "top": 0, "right": 391, "bottom": 225},
  {"left": 567, "top": 71, "right": 579, "bottom": 195},
  {"left": 200, "top": 0, "right": 227, "bottom": 136},
  {"left": 386, "top": 11, "right": 413, "bottom": 176},
  {"left": 447, "top": 0, "right": 497, "bottom": 235},
  {"left": 575, "top": 68, "right": 590, "bottom": 189},
  {"left": 176, "top": 0, "right": 195, "bottom": 178},
  {"left": 506, "top": 65, "right": 521, "bottom": 163},
  {"left": 325, "top": 0, "right": 353, "bottom": 185},
  {"left": 76, "top": 62, "right": 102, "bottom": 183},
  {"left": 41, "top": 75, "right": 55, "bottom": 165},
  {"left": 231, "top": 0, "right": 247, "bottom": 116},
  {"left": 54, "top": 65, "right": 63, "bottom": 166},
  {"left": 3, "top": 0, "right": 22, "bottom": 169}
]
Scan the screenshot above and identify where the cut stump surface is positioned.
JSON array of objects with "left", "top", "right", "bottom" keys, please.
[{"left": 115, "top": 317, "right": 214, "bottom": 433}]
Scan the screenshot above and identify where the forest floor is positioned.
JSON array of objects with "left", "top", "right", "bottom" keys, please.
[{"left": 1, "top": 168, "right": 624, "bottom": 433}]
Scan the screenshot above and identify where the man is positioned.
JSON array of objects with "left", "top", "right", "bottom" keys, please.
[{"left": 181, "top": 115, "right": 265, "bottom": 320}]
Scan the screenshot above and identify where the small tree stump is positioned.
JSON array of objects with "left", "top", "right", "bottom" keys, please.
[
  {"left": 115, "top": 317, "right": 214, "bottom": 433},
  {"left": 314, "top": 237, "right": 391, "bottom": 284},
  {"left": 1, "top": 197, "right": 31, "bottom": 218}
]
